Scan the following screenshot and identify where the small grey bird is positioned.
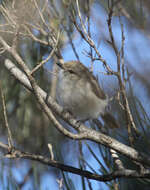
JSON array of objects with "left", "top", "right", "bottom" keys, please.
[{"left": 56, "top": 61, "right": 118, "bottom": 128}]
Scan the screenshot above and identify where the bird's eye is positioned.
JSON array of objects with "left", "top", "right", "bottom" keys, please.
[{"left": 68, "top": 69, "right": 75, "bottom": 74}]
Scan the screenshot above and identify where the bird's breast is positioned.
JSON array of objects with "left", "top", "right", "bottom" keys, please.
[{"left": 57, "top": 70, "right": 108, "bottom": 120}]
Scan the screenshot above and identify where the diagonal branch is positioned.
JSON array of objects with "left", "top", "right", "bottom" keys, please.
[
  {"left": 0, "top": 37, "right": 84, "bottom": 140},
  {"left": 3, "top": 58, "right": 150, "bottom": 168},
  {"left": 30, "top": 30, "right": 61, "bottom": 75}
]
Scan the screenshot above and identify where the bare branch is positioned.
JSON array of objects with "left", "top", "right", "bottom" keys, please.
[
  {"left": 24, "top": 25, "right": 48, "bottom": 45},
  {"left": 30, "top": 30, "right": 61, "bottom": 75},
  {"left": 72, "top": 7, "right": 115, "bottom": 75},
  {"left": 33, "top": 0, "right": 50, "bottom": 31},
  {"left": 0, "top": 37, "right": 85, "bottom": 140},
  {"left": 0, "top": 141, "right": 150, "bottom": 182},
  {"left": 3, "top": 58, "right": 150, "bottom": 168},
  {"left": 0, "top": 84, "right": 13, "bottom": 148},
  {"left": 107, "top": 3, "right": 140, "bottom": 142}
]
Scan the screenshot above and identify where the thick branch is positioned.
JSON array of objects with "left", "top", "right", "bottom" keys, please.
[{"left": 3, "top": 59, "right": 150, "bottom": 168}]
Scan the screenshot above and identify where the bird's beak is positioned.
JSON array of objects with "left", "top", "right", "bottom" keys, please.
[{"left": 56, "top": 62, "right": 64, "bottom": 69}]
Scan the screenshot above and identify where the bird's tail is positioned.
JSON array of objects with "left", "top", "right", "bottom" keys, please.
[{"left": 101, "top": 112, "right": 119, "bottom": 129}]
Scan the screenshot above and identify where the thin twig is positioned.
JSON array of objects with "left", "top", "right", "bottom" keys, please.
[
  {"left": 63, "top": 25, "right": 80, "bottom": 61},
  {"left": 0, "top": 84, "right": 13, "bottom": 148},
  {"left": 25, "top": 26, "right": 48, "bottom": 45},
  {"left": 33, "top": 0, "right": 50, "bottom": 31},
  {"left": 87, "top": 0, "right": 94, "bottom": 72},
  {"left": 0, "top": 4, "right": 17, "bottom": 27},
  {"left": 107, "top": 3, "right": 139, "bottom": 142},
  {"left": 119, "top": 16, "right": 125, "bottom": 82},
  {"left": 30, "top": 30, "right": 61, "bottom": 75},
  {"left": 25, "top": 22, "right": 48, "bottom": 36},
  {"left": 72, "top": 3, "right": 115, "bottom": 75},
  {"left": 0, "top": 141, "right": 150, "bottom": 182}
]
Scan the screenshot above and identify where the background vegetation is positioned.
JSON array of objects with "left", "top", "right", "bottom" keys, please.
[{"left": 0, "top": 0, "right": 150, "bottom": 189}]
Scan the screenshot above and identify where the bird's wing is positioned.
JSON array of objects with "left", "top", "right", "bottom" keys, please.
[{"left": 65, "top": 61, "right": 106, "bottom": 100}]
